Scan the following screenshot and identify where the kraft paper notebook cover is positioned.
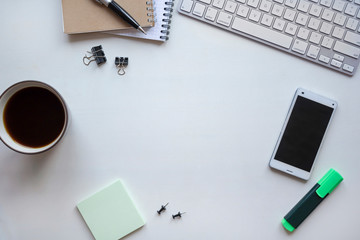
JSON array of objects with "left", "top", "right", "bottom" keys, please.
[
  {"left": 62, "top": 0, "right": 154, "bottom": 34},
  {"left": 77, "top": 180, "right": 145, "bottom": 240}
]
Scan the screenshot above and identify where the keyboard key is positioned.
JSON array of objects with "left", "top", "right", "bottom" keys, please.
[
  {"left": 249, "top": 9, "right": 262, "bottom": 22},
  {"left": 333, "top": 53, "right": 345, "bottom": 61},
  {"left": 181, "top": 0, "right": 194, "bottom": 12},
  {"left": 343, "top": 63, "right": 355, "bottom": 72},
  {"left": 308, "top": 17, "right": 321, "bottom": 30},
  {"left": 285, "top": 0, "right": 298, "bottom": 8},
  {"left": 297, "top": 0, "right": 310, "bottom": 12},
  {"left": 273, "top": 0, "right": 284, "bottom": 3},
  {"left": 296, "top": 13, "right": 309, "bottom": 25},
  {"left": 334, "top": 13, "right": 347, "bottom": 26},
  {"left": 309, "top": 32, "right": 323, "bottom": 44},
  {"left": 307, "top": 45, "right": 321, "bottom": 58},
  {"left": 320, "top": 0, "right": 333, "bottom": 7},
  {"left": 322, "top": 9, "right": 335, "bottom": 21},
  {"left": 333, "top": 0, "right": 346, "bottom": 12},
  {"left": 297, "top": 27, "right": 310, "bottom": 39},
  {"left": 272, "top": 4, "right": 285, "bottom": 16},
  {"left": 320, "top": 21, "right": 333, "bottom": 34},
  {"left": 205, "top": 7, "right": 218, "bottom": 21},
  {"left": 237, "top": 5, "right": 250, "bottom": 17},
  {"left": 332, "top": 26, "right": 345, "bottom": 39},
  {"left": 346, "top": 18, "right": 359, "bottom": 30},
  {"left": 193, "top": 3, "right": 206, "bottom": 17},
  {"left": 345, "top": 4, "right": 358, "bottom": 16},
  {"left": 273, "top": 18, "right": 286, "bottom": 31},
  {"left": 344, "top": 31, "right": 360, "bottom": 46},
  {"left": 285, "top": 23, "right": 298, "bottom": 35},
  {"left": 248, "top": 0, "right": 260, "bottom": 8},
  {"left": 260, "top": 0, "right": 272, "bottom": 12},
  {"left": 217, "top": 11, "right": 233, "bottom": 26},
  {"left": 319, "top": 54, "right": 331, "bottom": 63},
  {"left": 309, "top": 4, "right": 323, "bottom": 17},
  {"left": 225, "top": 1, "right": 238, "bottom": 13},
  {"left": 292, "top": 39, "right": 308, "bottom": 54},
  {"left": 333, "top": 40, "right": 360, "bottom": 58},
  {"left": 321, "top": 36, "right": 335, "bottom": 48},
  {"left": 199, "top": 0, "right": 211, "bottom": 4},
  {"left": 236, "top": 0, "right": 246, "bottom": 3},
  {"left": 261, "top": 14, "right": 274, "bottom": 26},
  {"left": 231, "top": 17, "right": 293, "bottom": 48},
  {"left": 331, "top": 59, "right": 342, "bottom": 67},
  {"left": 284, "top": 8, "right": 296, "bottom": 21},
  {"left": 213, "top": 0, "right": 225, "bottom": 8}
]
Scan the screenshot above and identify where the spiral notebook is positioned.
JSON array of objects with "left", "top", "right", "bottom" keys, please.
[
  {"left": 62, "top": 0, "right": 154, "bottom": 34},
  {"left": 106, "top": 0, "right": 175, "bottom": 42}
]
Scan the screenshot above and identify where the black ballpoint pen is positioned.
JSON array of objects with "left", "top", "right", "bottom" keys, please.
[{"left": 94, "top": 0, "right": 147, "bottom": 34}]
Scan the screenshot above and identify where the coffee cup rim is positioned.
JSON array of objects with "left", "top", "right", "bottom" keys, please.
[{"left": 0, "top": 80, "right": 69, "bottom": 154}]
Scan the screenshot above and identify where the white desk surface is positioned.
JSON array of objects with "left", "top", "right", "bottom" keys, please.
[{"left": 0, "top": 1, "right": 359, "bottom": 239}]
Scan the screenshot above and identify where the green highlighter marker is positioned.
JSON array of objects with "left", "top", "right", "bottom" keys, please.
[{"left": 282, "top": 169, "right": 343, "bottom": 232}]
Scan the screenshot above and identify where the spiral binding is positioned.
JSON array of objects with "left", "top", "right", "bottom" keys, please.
[
  {"left": 146, "top": 1, "right": 155, "bottom": 23},
  {"left": 160, "top": 0, "right": 174, "bottom": 41}
]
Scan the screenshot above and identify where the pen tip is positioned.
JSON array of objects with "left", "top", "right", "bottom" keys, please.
[{"left": 138, "top": 26, "right": 147, "bottom": 35}]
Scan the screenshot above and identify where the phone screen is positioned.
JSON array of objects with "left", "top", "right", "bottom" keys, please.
[{"left": 274, "top": 96, "right": 334, "bottom": 172}]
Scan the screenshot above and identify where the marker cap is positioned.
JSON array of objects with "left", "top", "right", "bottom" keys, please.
[{"left": 316, "top": 169, "right": 343, "bottom": 198}]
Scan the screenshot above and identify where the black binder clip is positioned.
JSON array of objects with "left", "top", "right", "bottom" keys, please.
[
  {"left": 115, "top": 57, "right": 128, "bottom": 75},
  {"left": 83, "top": 45, "right": 107, "bottom": 66}
]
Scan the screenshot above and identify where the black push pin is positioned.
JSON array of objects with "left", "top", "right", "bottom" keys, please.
[
  {"left": 115, "top": 57, "right": 129, "bottom": 75},
  {"left": 157, "top": 203, "right": 169, "bottom": 215},
  {"left": 172, "top": 211, "right": 186, "bottom": 219},
  {"left": 83, "top": 45, "right": 107, "bottom": 66}
]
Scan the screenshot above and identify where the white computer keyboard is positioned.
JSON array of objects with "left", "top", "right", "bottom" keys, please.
[{"left": 178, "top": 0, "right": 360, "bottom": 75}]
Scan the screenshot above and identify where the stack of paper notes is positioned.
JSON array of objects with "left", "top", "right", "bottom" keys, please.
[{"left": 77, "top": 180, "right": 145, "bottom": 240}]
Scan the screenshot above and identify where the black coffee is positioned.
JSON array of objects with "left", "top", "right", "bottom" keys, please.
[{"left": 3, "top": 87, "right": 66, "bottom": 148}]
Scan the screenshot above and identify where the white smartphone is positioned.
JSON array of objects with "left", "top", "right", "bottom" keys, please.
[{"left": 269, "top": 88, "right": 337, "bottom": 180}]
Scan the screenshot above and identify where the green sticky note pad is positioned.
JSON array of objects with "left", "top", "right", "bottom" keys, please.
[{"left": 77, "top": 180, "right": 145, "bottom": 240}]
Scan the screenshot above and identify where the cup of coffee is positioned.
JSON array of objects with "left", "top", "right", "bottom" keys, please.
[{"left": 0, "top": 81, "right": 69, "bottom": 154}]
